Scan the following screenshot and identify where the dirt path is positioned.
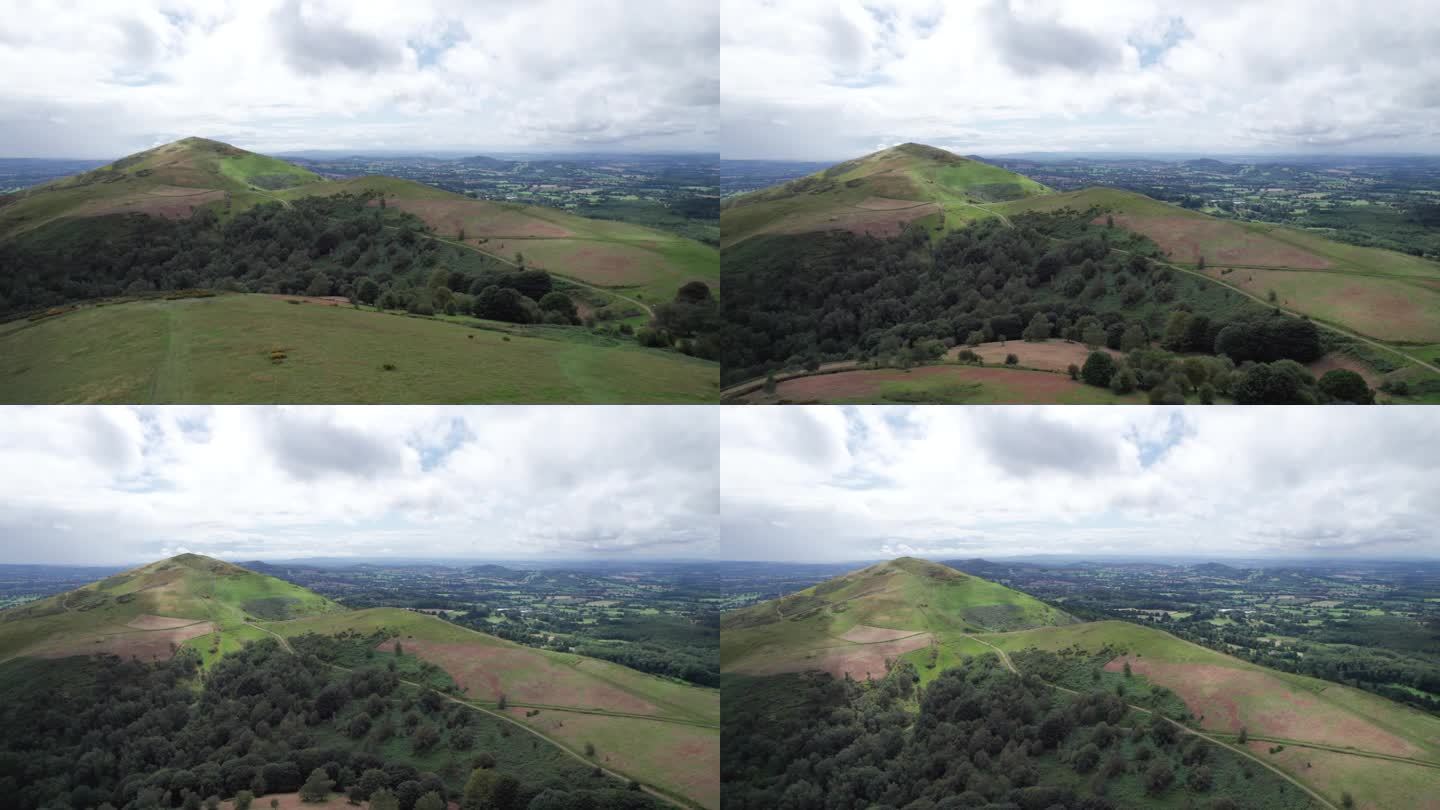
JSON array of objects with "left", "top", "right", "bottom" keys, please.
[
  {"left": 244, "top": 622, "right": 700, "bottom": 809},
  {"left": 965, "top": 633, "right": 1339, "bottom": 810},
  {"left": 1212, "top": 733, "right": 1440, "bottom": 770}
]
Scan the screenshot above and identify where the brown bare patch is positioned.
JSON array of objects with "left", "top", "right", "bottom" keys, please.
[
  {"left": 736, "top": 633, "right": 932, "bottom": 681},
  {"left": 839, "top": 625, "right": 924, "bottom": 643},
  {"left": 265, "top": 294, "right": 350, "bottom": 307},
  {"left": 772, "top": 202, "right": 941, "bottom": 239},
  {"left": 949, "top": 340, "right": 1120, "bottom": 373},
  {"left": 30, "top": 621, "right": 215, "bottom": 661},
  {"left": 76, "top": 188, "right": 225, "bottom": 220},
  {"left": 386, "top": 198, "right": 573, "bottom": 238},
  {"left": 1104, "top": 215, "right": 1333, "bottom": 269},
  {"left": 125, "top": 614, "right": 202, "bottom": 630},
  {"left": 854, "top": 197, "right": 930, "bottom": 211},
  {"left": 1104, "top": 655, "right": 1420, "bottom": 757},
  {"left": 380, "top": 639, "right": 659, "bottom": 715},
  {"left": 1308, "top": 353, "right": 1383, "bottom": 388}
]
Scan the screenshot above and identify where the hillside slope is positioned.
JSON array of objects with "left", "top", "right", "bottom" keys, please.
[
  {"left": 0, "top": 137, "right": 319, "bottom": 239},
  {"left": 0, "top": 553, "right": 341, "bottom": 663},
  {"left": 720, "top": 142, "right": 1049, "bottom": 247},
  {"left": 721, "top": 557, "right": 1075, "bottom": 679}
]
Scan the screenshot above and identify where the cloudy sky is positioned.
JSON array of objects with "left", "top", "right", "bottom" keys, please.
[
  {"left": 0, "top": 0, "right": 717, "bottom": 157},
  {"left": 0, "top": 406, "right": 718, "bottom": 564},
  {"left": 722, "top": 406, "right": 1440, "bottom": 562},
  {"left": 722, "top": 0, "right": 1440, "bottom": 159}
]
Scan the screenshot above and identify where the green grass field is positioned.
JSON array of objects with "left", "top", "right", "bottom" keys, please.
[
  {"left": 0, "top": 294, "right": 717, "bottom": 403},
  {"left": 747, "top": 364, "right": 1150, "bottom": 404}
]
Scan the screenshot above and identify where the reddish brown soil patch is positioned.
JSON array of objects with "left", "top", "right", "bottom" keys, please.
[
  {"left": 1104, "top": 215, "right": 1332, "bottom": 268},
  {"left": 32, "top": 621, "right": 214, "bottom": 661},
  {"left": 767, "top": 366, "right": 1089, "bottom": 403},
  {"left": 1105, "top": 655, "right": 1420, "bottom": 757},
  {"left": 381, "top": 639, "right": 658, "bottom": 715},
  {"left": 125, "top": 614, "right": 202, "bottom": 630},
  {"left": 78, "top": 189, "right": 224, "bottom": 220},
  {"left": 839, "top": 625, "right": 923, "bottom": 643},
  {"left": 1308, "top": 353, "right": 1383, "bottom": 388},
  {"left": 387, "top": 198, "right": 572, "bottom": 238},
  {"left": 739, "top": 633, "right": 932, "bottom": 681},
  {"left": 855, "top": 196, "right": 930, "bottom": 210},
  {"left": 222, "top": 792, "right": 455, "bottom": 810},
  {"left": 775, "top": 202, "right": 941, "bottom": 239},
  {"left": 949, "top": 340, "right": 1121, "bottom": 373}
]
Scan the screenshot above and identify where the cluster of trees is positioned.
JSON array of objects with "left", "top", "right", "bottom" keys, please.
[
  {"left": 0, "top": 636, "right": 660, "bottom": 810},
  {"left": 723, "top": 654, "right": 1311, "bottom": 810},
  {"left": 720, "top": 207, "right": 1343, "bottom": 390},
  {"left": 456, "top": 610, "right": 719, "bottom": 688}
]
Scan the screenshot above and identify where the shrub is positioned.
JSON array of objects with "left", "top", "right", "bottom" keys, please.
[
  {"left": 1004, "top": 353, "right": 1019, "bottom": 365},
  {"left": 381, "top": 363, "right": 397, "bottom": 371},
  {"left": 1081, "top": 351, "right": 1117, "bottom": 387}
]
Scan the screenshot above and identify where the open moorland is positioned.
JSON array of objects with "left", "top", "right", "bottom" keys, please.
[
  {"left": 721, "top": 558, "right": 1440, "bottom": 809},
  {"left": 721, "top": 144, "right": 1440, "bottom": 403}
]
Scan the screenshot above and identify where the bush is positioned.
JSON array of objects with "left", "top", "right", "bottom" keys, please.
[
  {"left": 1318, "top": 368, "right": 1373, "bottom": 404},
  {"left": 1067, "top": 363, "right": 1079, "bottom": 380},
  {"left": 1082, "top": 351, "right": 1117, "bottom": 387},
  {"left": 1109, "top": 366, "right": 1137, "bottom": 395},
  {"left": 1004, "top": 353, "right": 1019, "bottom": 366}
]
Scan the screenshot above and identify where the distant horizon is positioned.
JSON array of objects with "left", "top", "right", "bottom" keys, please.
[{"left": 720, "top": 149, "right": 1440, "bottom": 163}]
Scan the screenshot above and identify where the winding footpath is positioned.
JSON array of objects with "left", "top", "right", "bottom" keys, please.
[
  {"left": 965, "top": 633, "right": 1342, "bottom": 810},
  {"left": 244, "top": 621, "right": 701, "bottom": 810}
]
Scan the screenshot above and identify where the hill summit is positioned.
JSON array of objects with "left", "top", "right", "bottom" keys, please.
[
  {"left": 0, "top": 553, "right": 340, "bottom": 662},
  {"left": 719, "top": 142, "right": 1049, "bottom": 247},
  {"left": 721, "top": 557, "right": 1074, "bottom": 679}
]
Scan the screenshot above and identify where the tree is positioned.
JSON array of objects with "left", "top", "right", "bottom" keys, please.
[
  {"left": 1082, "top": 323, "right": 1107, "bottom": 348},
  {"left": 234, "top": 791, "right": 254, "bottom": 810},
  {"left": 676, "top": 280, "right": 712, "bottom": 304},
  {"left": 1110, "top": 366, "right": 1138, "bottom": 395},
  {"left": 1074, "top": 743, "right": 1101, "bottom": 773},
  {"left": 1021, "top": 312, "right": 1051, "bottom": 341},
  {"left": 357, "top": 278, "right": 381, "bottom": 306},
  {"left": 1238, "top": 727, "right": 1248, "bottom": 744},
  {"left": 1199, "top": 382, "right": 1216, "bottom": 404},
  {"left": 1081, "top": 351, "right": 1117, "bottom": 387},
  {"left": 300, "top": 768, "right": 334, "bottom": 803},
  {"left": 538, "top": 291, "right": 578, "bottom": 322},
  {"left": 415, "top": 793, "right": 446, "bottom": 810},
  {"left": 1144, "top": 760, "right": 1174, "bottom": 795},
  {"left": 1188, "top": 765, "right": 1213, "bottom": 791},
  {"left": 412, "top": 723, "right": 441, "bottom": 753},
  {"left": 1067, "top": 363, "right": 1079, "bottom": 380},
  {"left": 368, "top": 789, "right": 399, "bottom": 810},
  {"left": 496, "top": 694, "right": 508, "bottom": 711},
  {"left": 462, "top": 768, "right": 519, "bottom": 810},
  {"left": 1318, "top": 369, "right": 1373, "bottom": 404},
  {"left": 585, "top": 741, "right": 596, "bottom": 757},
  {"left": 306, "top": 272, "right": 332, "bottom": 297},
  {"left": 358, "top": 769, "right": 389, "bottom": 800},
  {"left": 1005, "top": 353, "right": 1019, "bottom": 366},
  {"left": 1123, "top": 661, "right": 1133, "bottom": 678},
  {"left": 475, "top": 286, "right": 529, "bottom": 323},
  {"left": 1120, "top": 323, "right": 1148, "bottom": 351},
  {"left": 965, "top": 330, "right": 984, "bottom": 347}
]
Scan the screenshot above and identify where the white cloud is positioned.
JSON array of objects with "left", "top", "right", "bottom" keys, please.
[
  {"left": 721, "top": 0, "right": 1440, "bottom": 158},
  {"left": 721, "top": 406, "right": 1440, "bottom": 561},
  {"left": 0, "top": 406, "right": 718, "bottom": 564},
  {"left": 0, "top": 0, "right": 717, "bottom": 156}
]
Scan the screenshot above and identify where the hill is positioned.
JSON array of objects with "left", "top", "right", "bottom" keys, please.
[
  {"left": 720, "top": 557, "right": 1075, "bottom": 681},
  {"left": 720, "top": 144, "right": 1440, "bottom": 402},
  {"left": 0, "top": 137, "right": 319, "bottom": 239},
  {"left": 719, "top": 142, "right": 1048, "bottom": 247},
  {"left": 0, "top": 293, "right": 717, "bottom": 403},
  {"left": 0, "top": 555, "right": 719, "bottom": 808},
  {"left": 0, "top": 552, "right": 341, "bottom": 665},
  {"left": 721, "top": 558, "right": 1440, "bottom": 809}
]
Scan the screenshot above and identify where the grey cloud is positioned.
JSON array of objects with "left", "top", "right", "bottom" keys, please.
[
  {"left": 983, "top": 0, "right": 1121, "bottom": 76},
  {"left": 258, "top": 411, "right": 404, "bottom": 482},
  {"left": 271, "top": 0, "right": 404, "bottom": 75},
  {"left": 973, "top": 411, "right": 1121, "bottom": 479}
]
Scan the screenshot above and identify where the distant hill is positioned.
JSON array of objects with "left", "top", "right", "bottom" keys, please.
[{"left": 719, "top": 142, "right": 1049, "bottom": 247}]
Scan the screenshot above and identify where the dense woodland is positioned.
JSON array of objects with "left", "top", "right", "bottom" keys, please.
[
  {"left": 0, "top": 636, "right": 660, "bottom": 810},
  {"left": 0, "top": 195, "right": 719, "bottom": 358},
  {"left": 722, "top": 653, "right": 1317, "bottom": 810},
  {"left": 722, "top": 210, "right": 1376, "bottom": 403}
]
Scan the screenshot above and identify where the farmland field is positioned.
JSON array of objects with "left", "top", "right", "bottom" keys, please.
[{"left": 746, "top": 364, "right": 1146, "bottom": 404}]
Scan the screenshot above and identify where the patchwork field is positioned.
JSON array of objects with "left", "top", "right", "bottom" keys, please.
[
  {"left": 0, "top": 294, "right": 718, "bottom": 403},
  {"left": 747, "top": 364, "right": 1144, "bottom": 404}
]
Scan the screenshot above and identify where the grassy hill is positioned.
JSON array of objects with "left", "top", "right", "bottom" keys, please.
[
  {"left": 721, "top": 557, "right": 1075, "bottom": 678},
  {"left": 0, "top": 137, "right": 319, "bottom": 239},
  {"left": 0, "top": 553, "right": 342, "bottom": 664},
  {"left": 0, "top": 293, "right": 718, "bottom": 403},
  {"left": 719, "top": 142, "right": 1049, "bottom": 247}
]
